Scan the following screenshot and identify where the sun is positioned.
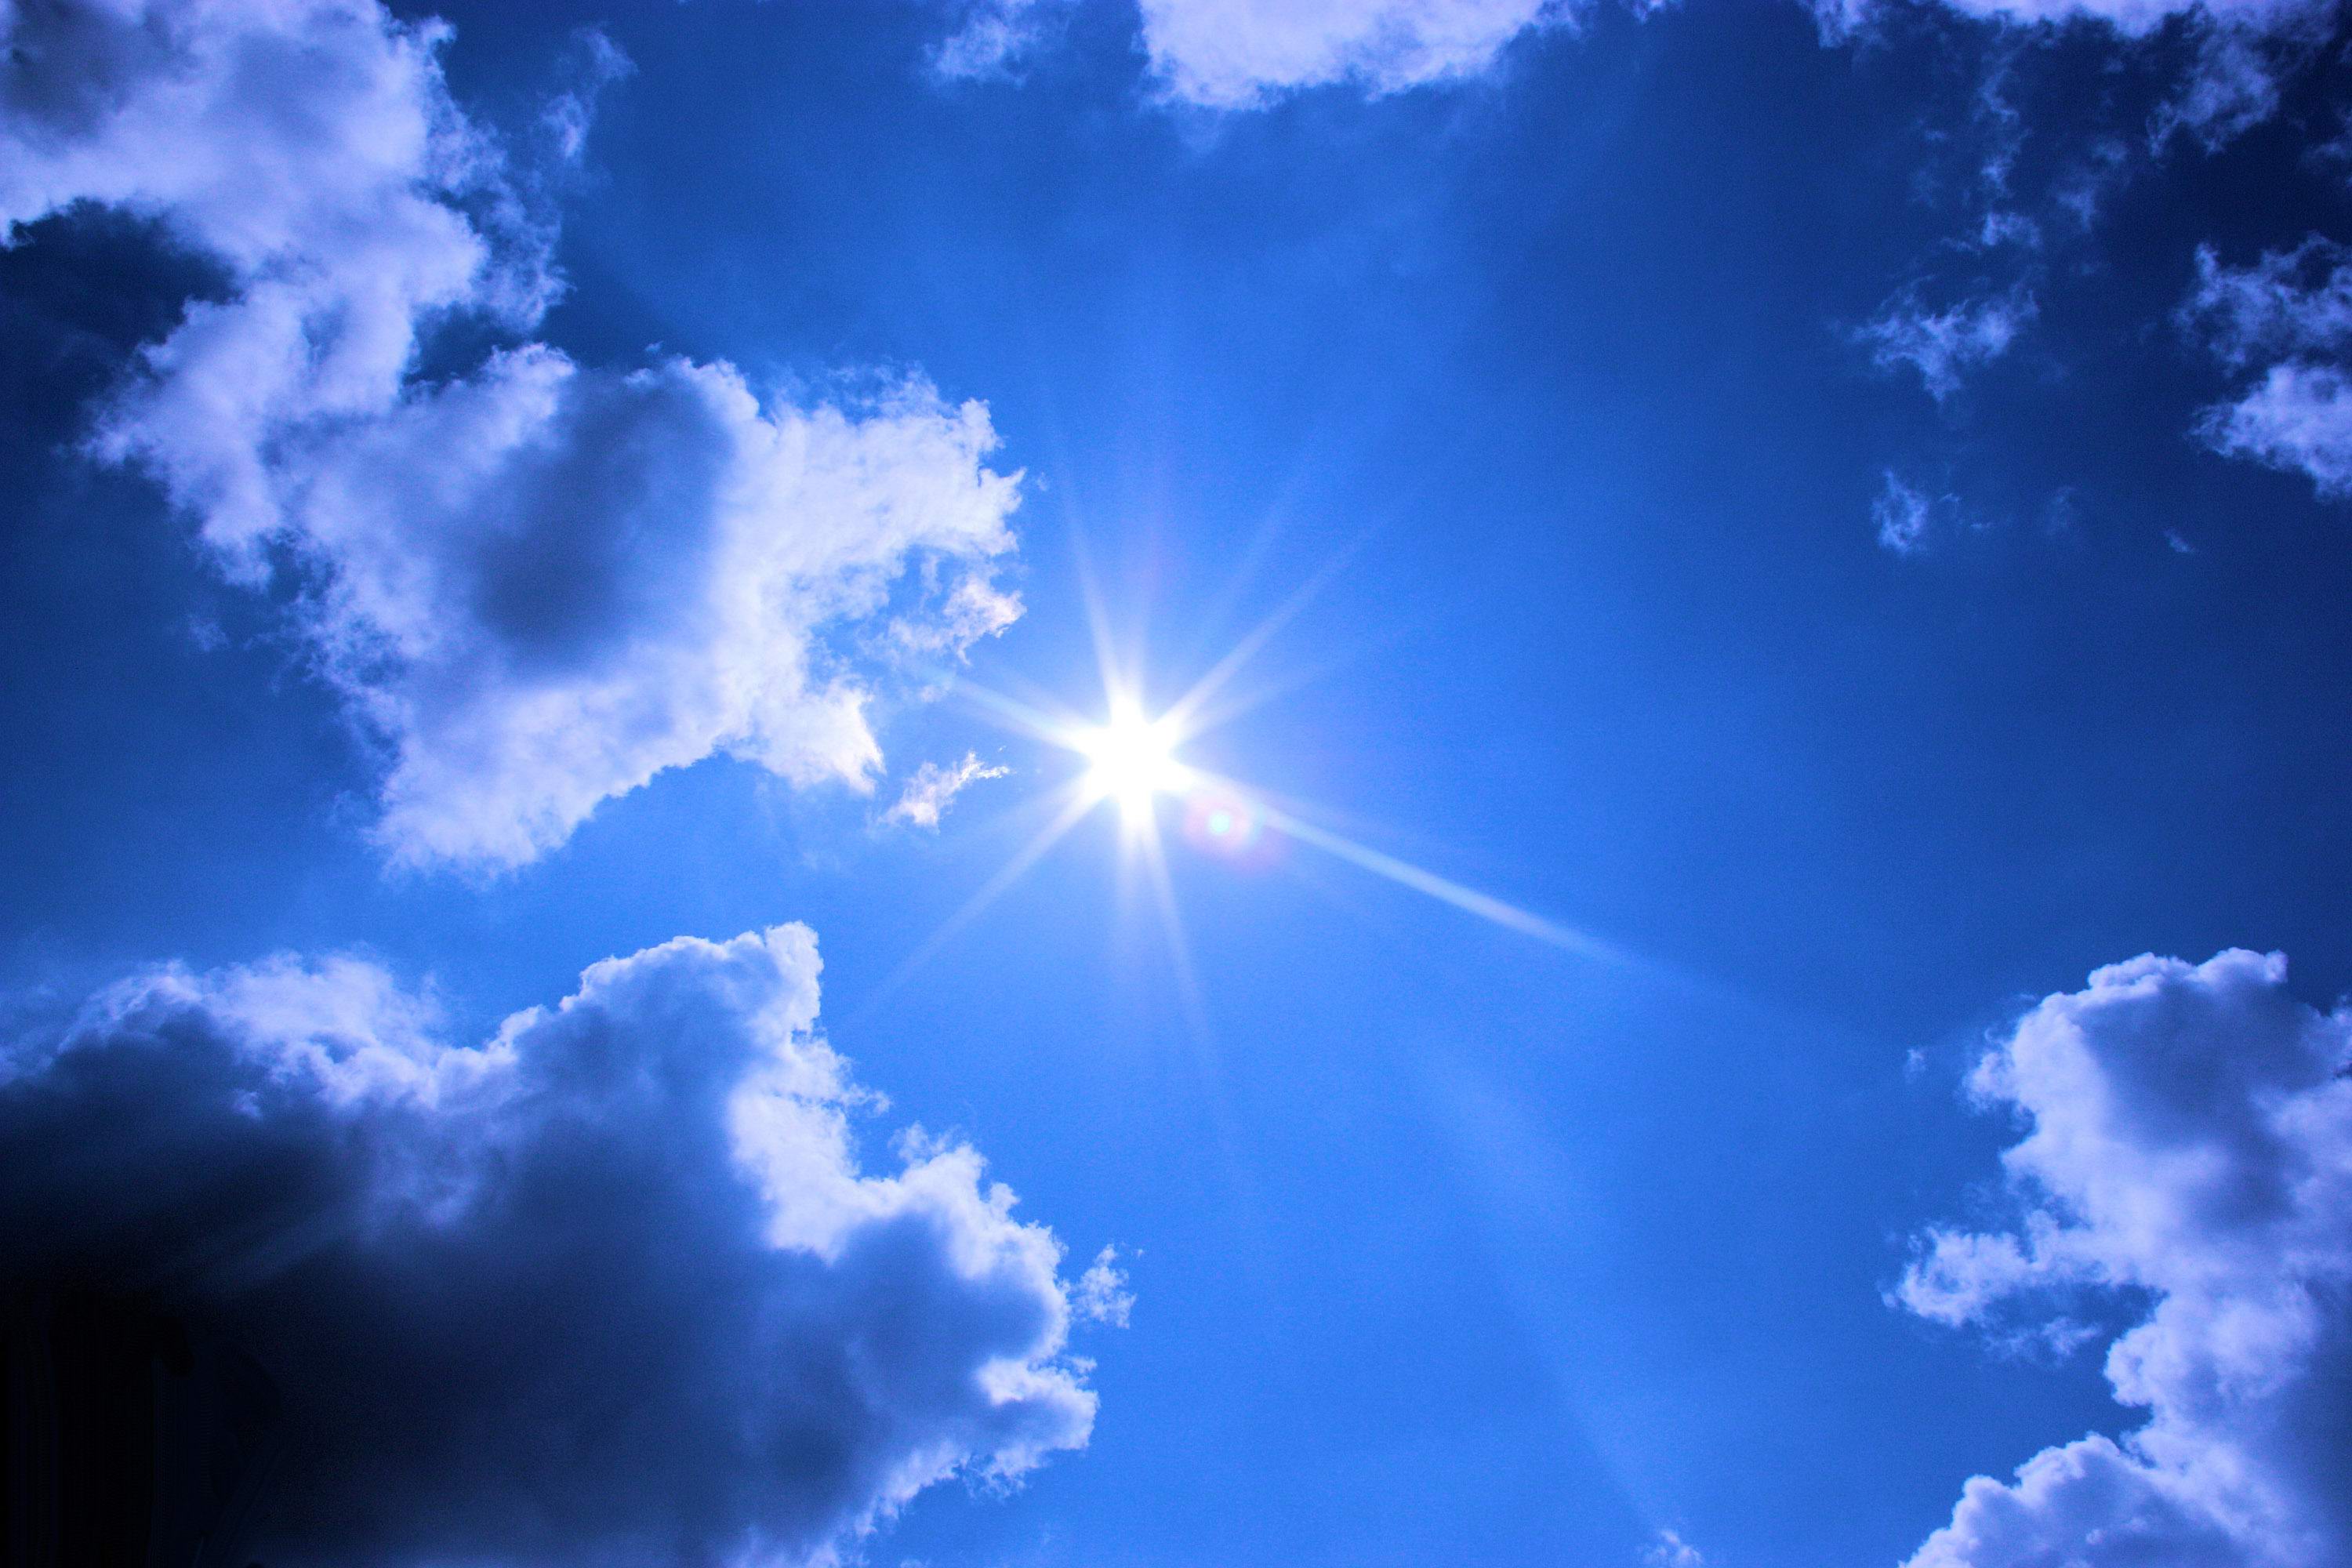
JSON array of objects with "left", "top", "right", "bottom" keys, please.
[{"left": 1076, "top": 705, "right": 1184, "bottom": 817}]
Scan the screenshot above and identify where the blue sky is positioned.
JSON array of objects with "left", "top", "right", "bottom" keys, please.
[{"left": 3, "top": 2, "right": 2351, "bottom": 1566}]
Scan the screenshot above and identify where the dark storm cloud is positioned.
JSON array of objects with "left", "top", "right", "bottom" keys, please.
[{"left": 0, "top": 927, "right": 1099, "bottom": 1566}]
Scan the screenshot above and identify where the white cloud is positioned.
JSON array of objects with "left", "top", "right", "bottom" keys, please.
[
  {"left": 2150, "top": 26, "right": 2284, "bottom": 148},
  {"left": 935, "top": 0, "right": 1575, "bottom": 108},
  {"left": 0, "top": 924, "right": 1099, "bottom": 1565},
  {"left": 932, "top": 0, "right": 1074, "bottom": 82},
  {"left": 1643, "top": 1526, "right": 1705, "bottom": 1566},
  {"left": 2198, "top": 363, "right": 2352, "bottom": 498},
  {"left": 1073, "top": 1243, "right": 1137, "bottom": 1327},
  {"left": 2185, "top": 240, "right": 2352, "bottom": 499},
  {"left": 2187, "top": 239, "right": 2352, "bottom": 368},
  {"left": 2, "top": 0, "right": 1023, "bottom": 869},
  {"left": 1137, "top": 0, "right": 1573, "bottom": 107},
  {"left": 885, "top": 750, "right": 1011, "bottom": 829},
  {"left": 1896, "top": 949, "right": 2352, "bottom": 1568},
  {"left": 1859, "top": 286, "right": 2037, "bottom": 403}
]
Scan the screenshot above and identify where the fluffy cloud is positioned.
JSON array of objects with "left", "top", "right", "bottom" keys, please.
[
  {"left": 1860, "top": 286, "right": 2037, "bottom": 403},
  {"left": 2184, "top": 239, "right": 2352, "bottom": 499},
  {"left": 936, "top": 0, "right": 1574, "bottom": 107},
  {"left": 885, "top": 751, "right": 1011, "bottom": 829},
  {"left": 2, "top": 0, "right": 1022, "bottom": 869},
  {"left": 0, "top": 924, "right": 1100, "bottom": 1566},
  {"left": 1896, "top": 950, "right": 2352, "bottom": 1568}
]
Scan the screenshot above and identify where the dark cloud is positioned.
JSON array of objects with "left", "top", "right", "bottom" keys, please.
[{"left": 0, "top": 927, "right": 1097, "bottom": 1566}]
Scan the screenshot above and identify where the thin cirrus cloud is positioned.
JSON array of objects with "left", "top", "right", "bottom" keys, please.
[
  {"left": 1858, "top": 286, "right": 2039, "bottom": 405},
  {"left": 1893, "top": 949, "right": 2352, "bottom": 1568},
  {"left": 884, "top": 750, "right": 1012, "bottom": 829},
  {"left": 0, "top": 0, "right": 1023, "bottom": 872},
  {"left": 0, "top": 924, "right": 1104, "bottom": 1566}
]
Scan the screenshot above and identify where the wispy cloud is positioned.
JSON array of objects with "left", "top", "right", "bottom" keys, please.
[
  {"left": 1858, "top": 286, "right": 2038, "bottom": 403},
  {"left": 1874, "top": 471, "right": 1938, "bottom": 556},
  {"left": 1644, "top": 1527, "right": 1705, "bottom": 1566},
  {"left": 885, "top": 751, "right": 1011, "bottom": 829}
]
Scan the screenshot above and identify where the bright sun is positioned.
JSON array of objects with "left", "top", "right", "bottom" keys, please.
[{"left": 1078, "top": 707, "right": 1183, "bottom": 815}]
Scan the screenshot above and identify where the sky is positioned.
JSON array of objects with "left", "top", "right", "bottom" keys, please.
[{"left": 2, "top": 1, "right": 2350, "bottom": 1566}]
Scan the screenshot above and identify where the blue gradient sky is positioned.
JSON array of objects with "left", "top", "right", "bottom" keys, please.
[{"left": 5, "top": 2, "right": 2351, "bottom": 1566}]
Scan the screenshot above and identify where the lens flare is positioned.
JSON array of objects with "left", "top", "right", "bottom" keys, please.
[{"left": 1182, "top": 791, "right": 1265, "bottom": 858}]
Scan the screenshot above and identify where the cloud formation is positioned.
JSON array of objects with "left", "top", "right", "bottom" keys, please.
[
  {"left": 885, "top": 751, "right": 1011, "bottom": 829},
  {"left": 937, "top": 0, "right": 1573, "bottom": 107},
  {"left": 2, "top": 0, "right": 1022, "bottom": 869},
  {"left": 0, "top": 924, "right": 1099, "bottom": 1566},
  {"left": 1896, "top": 949, "right": 2352, "bottom": 1568},
  {"left": 1874, "top": 470, "right": 1939, "bottom": 554},
  {"left": 1860, "top": 286, "right": 2038, "bottom": 403},
  {"left": 2186, "top": 239, "right": 2352, "bottom": 499},
  {"left": 1820, "top": 0, "right": 2328, "bottom": 38}
]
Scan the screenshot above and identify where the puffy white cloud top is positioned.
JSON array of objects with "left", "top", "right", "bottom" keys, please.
[
  {"left": 1896, "top": 950, "right": 2352, "bottom": 1568},
  {"left": 0, "top": 924, "right": 1098, "bottom": 1566},
  {"left": 937, "top": 0, "right": 1574, "bottom": 107},
  {"left": 0, "top": 0, "right": 1023, "bottom": 869},
  {"left": 1132, "top": 0, "right": 1572, "bottom": 107}
]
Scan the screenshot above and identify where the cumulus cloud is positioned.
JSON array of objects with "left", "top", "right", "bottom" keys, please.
[
  {"left": 1859, "top": 286, "right": 2037, "bottom": 402},
  {"left": 935, "top": 0, "right": 1574, "bottom": 107},
  {"left": 1895, "top": 949, "right": 2352, "bottom": 1568},
  {"left": 2, "top": 0, "right": 1023, "bottom": 870},
  {"left": 2184, "top": 239, "right": 2352, "bottom": 499},
  {"left": 885, "top": 751, "right": 1011, "bottom": 829},
  {"left": 0, "top": 924, "right": 1100, "bottom": 1566}
]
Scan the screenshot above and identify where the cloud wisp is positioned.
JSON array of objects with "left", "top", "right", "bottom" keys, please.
[
  {"left": 1, "top": 0, "right": 1023, "bottom": 871},
  {"left": 0, "top": 924, "right": 1101, "bottom": 1566},
  {"left": 1859, "top": 287, "right": 2038, "bottom": 405},
  {"left": 1896, "top": 950, "right": 2352, "bottom": 1568},
  {"left": 885, "top": 752, "right": 1012, "bottom": 829}
]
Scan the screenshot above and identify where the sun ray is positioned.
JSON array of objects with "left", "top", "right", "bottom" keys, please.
[
  {"left": 851, "top": 784, "right": 1100, "bottom": 1027},
  {"left": 1159, "top": 534, "right": 1366, "bottom": 738}
]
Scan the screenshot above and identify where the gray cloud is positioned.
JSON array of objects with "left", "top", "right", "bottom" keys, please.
[
  {"left": 1896, "top": 950, "right": 2352, "bottom": 1568},
  {"left": 0, "top": 924, "right": 1099, "bottom": 1566}
]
